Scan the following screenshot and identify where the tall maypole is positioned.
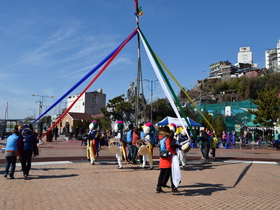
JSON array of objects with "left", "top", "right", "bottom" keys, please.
[{"left": 134, "top": 0, "right": 144, "bottom": 127}]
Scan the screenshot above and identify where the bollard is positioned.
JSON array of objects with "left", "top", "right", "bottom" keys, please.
[{"left": 46, "top": 131, "right": 52, "bottom": 142}]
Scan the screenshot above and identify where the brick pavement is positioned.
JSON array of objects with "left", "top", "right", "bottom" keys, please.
[
  {"left": 1, "top": 137, "right": 280, "bottom": 163},
  {"left": 1, "top": 137, "right": 280, "bottom": 210},
  {"left": 1, "top": 160, "right": 280, "bottom": 210}
]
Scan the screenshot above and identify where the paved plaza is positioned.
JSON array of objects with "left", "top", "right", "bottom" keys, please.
[{"left": 1, "top": 138, "right": 280, "bottom": 210}]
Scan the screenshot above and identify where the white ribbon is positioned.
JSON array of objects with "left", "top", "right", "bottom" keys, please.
[{"left": 138, "top": 29, "right": 189, "bottom": 137}]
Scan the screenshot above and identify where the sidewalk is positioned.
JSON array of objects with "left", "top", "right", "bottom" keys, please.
[
  {"left": 1, "top": 154, "right": 280, "bottom": 209},
  {"left": 1, "top": 137, "right": 280, "bottom": 209}
]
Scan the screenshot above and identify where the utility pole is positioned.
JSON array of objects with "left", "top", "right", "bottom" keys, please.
[
  {"left": 134, "top": 0, "right": 144, "bottom": 127},
  {"left": 144, "top": 79, "right": 159, "bottom": 124}
]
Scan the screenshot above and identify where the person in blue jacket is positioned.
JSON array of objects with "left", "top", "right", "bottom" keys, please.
[
  {"left": 20, "top": 128, "right": 39, "bottom": 180},
  {"left": 4, "top": 130, "right": 20, "bottom": 179},
  {"left": 126, "top": 124, "right": 134, "bottom": 162}
]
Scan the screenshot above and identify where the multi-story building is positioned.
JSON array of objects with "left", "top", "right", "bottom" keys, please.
[
  {"left": 57, "top": 88, "right": 106, "bottom": 136},
  {"left": 209, "top": 47, "right": 260, "bottom": 79},
  {"left": 209, "top": 61, "right": 237, "bottom": 77},
  {"left": 236, "top": 47, "right": 258, "bottom": 69},
  {"left": 265, "top": 40, "right": 280, "bottom": 71},
  {"left": 66, "top": 88, "right": 106, "bottom": 115},
  {"left": 238, "top": 47, "right": 253, "bottom": 64}
]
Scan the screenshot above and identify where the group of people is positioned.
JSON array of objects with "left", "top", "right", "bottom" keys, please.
[
  {"left": 221, "top": 129, "right": 237, "bottom": 145},
  {"left": 84, "top": 120, "right": 192, "bottom": 194},
  {"left": 85, "top": 121, "right": 157, "bottom": 169},
  {"left": 4, "top": 125, "right": 39, "bottom": 180},
  {"left": 199, "top": 129, "right": 218, "bottom": 162}
]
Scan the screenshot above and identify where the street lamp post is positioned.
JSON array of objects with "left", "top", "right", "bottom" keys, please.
[
  {"left": 32, "top": 94, "right": 54, "bottom": 137},
  {"left": 143, "top": 79, "right": 159, "bottom": 124},
  {"left": 43, "top": 105, "right": 50, "bottom": 129},
  {"left": 32, "top": 94, "right": 54, "bottom": 118},
  {"left": 29, "top": 108, "right": 36, "bottom": 119}
]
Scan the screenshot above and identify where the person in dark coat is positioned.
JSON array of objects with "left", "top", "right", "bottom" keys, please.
[
  {"left": 53, "top": 126, "right": 59, "bottom": 140},
  {"left": 199, "top": 130, "right": 210, "bottom": 162},
  {"left": 75, "top": 126, "right": 80, "bottom": 139},
  {"left": 19, "top": 128, "right": 39, "bottom": 180}
]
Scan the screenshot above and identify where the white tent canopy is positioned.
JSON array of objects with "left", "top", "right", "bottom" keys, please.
[{"left": 156, "top": 116, "right": 202, "bottom": 127}]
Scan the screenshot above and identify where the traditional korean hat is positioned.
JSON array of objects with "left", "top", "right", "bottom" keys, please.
[
  {"left": 143, "top": 122, "right": 155, "bottom": 134},
  {"left": 114, "top": 120, "right": 124, "bottom": 132},
  {"left": 168, "top": 123, "right": 177, "bottom": 132},
  {"left": 89, "top": 120, "right": 99, "bottom": 131}
]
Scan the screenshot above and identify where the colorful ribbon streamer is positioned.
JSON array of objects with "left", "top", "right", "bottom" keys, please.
[
  {"left": 138, "top": 28, "right": 192, "bottom": 137},
  {"left": 155, "top": 54, "right": 214, "bottom": 131},
  {"left": 39, "top": 28, "right": 138, "bottom": 140},
  {"left": 33, "top": 32, "right": 135, "bottom": 124}
]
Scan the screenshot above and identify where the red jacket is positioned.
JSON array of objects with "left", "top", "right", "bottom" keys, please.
[
  {"left": 158, "top": 131, "right": 176, "bottom": 169},
  {"left": 132, "top": 132, "right": 140, "bottom": 146}
]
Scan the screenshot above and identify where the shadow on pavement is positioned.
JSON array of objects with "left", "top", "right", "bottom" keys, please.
[
  {"left": 179, "top": 183, "right": 228, "bottom": 196},
  {"left": 184, "top": 161, "right": 245, "bottom": 172},
  {"left": 233, "top": 162, "right": 252, "bottom": 187},
  {"left": 31, "top": 167, "right": 75, "bottom": 171},
  {"left": 31, "top": 174, "right": 79, "bottom": 180}
]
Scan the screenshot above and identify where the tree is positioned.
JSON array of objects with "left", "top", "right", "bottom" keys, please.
[
  {"left": 248, "top": 85, "right": 280, "bottom": 127},
  {"left": 200, "top": 111, "right": 214, "bottom": 130},
  {"left": 213, "top": 114, "right": 225, "bottom": 138},
  {"left": 101, "top": 95, "right": 134, "bottom": 125},
  {"left": 75, "top": 119, "right": 91, "bottom": 132},
  {"left": 41, "top": 116, "right": 52, "bottom": 128},
  {"left": 93, "top": 116, "right": 112, "bottom": 131},
  {"left": 152, "top": 98, "right": 175, "bottom": 122},
  {"left": 182, "top": 106, "right": 199, "bottom": 123}
]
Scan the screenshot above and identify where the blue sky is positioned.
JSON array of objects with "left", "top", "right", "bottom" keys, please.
[{"left": 0, "top": 0, "right": 279, "bottom": 119}]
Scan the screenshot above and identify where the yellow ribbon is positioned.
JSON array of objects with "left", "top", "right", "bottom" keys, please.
[
  {"left": 89, "top": 141, "right": 95, "bottom": 161},
  {"left": 155, "top": 54, "right": 215, "bottom": 131},
  {"left": 148, "top": 143, "right": 153, "bottom": 165},
  {"left": 120, "top": 141, "right": 129, "bottom": 163}
]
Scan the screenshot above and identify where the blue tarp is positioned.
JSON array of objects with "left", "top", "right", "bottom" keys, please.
[{"left": 156, "top": 116, "right": 202, "bottom": 127}]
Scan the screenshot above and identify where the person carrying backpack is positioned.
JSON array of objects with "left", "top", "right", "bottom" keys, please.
[
  {"left": 19, "top": 128, "right": 39, "bottom": 180},
  {"left": 156, "top": 125, "right": 178, "bottom": 194}
]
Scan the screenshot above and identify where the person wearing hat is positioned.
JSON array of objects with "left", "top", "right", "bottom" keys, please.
[
  {"left": 87, "top": 121, "right": 100, "bottom": 165},
  {"left": 140, "top": 122, "right": 154, "bottom": 170},
  {"left": 156, "top": 125, "right": 179, "bottom": 194},
  {"left": 113, "top": 121, "right": 127, "bottom": 169},
  {"left": 19, "top": 128, "right": 39, "bottom": 180},
  {"left": 176, "top": 127, "right": 189, "bottom": 167}
]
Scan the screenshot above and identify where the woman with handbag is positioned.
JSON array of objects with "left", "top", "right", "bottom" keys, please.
[{"left": 156, "top": 125, "right": 178, "bottom": 194}]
